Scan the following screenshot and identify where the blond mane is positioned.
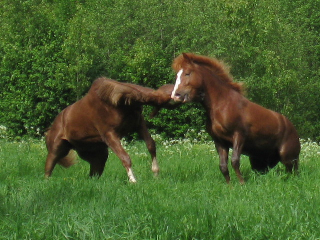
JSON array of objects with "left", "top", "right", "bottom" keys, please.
[{"left": 172, "top": 53, "right": 243, "bottom": 94}]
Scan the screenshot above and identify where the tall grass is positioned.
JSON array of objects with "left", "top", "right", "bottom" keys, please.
[{"left": 0, "top": 138, "right": 320, "bottom": 239}]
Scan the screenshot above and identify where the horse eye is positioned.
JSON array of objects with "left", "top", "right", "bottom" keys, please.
[{"left": 185, "top": 73, "right": 190, "bottom": 76}]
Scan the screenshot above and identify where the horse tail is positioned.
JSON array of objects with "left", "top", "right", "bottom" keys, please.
[{"left": 57, "top": 149, "right": 77, "bottom": 168}]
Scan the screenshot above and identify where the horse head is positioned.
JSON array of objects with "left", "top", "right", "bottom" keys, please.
[{"left": 171, "top": 53, "right": 204, "bottom": 103}]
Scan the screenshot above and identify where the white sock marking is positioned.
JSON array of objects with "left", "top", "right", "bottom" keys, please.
[
  {"left": 171, "top": 69, "right": 183, "bottom": 99},
  {"left": 127, "top": 168, "right": 137, "bottom": 183},
  {"left": 152, "top": 157, "right": 159, "bottom": 174}
]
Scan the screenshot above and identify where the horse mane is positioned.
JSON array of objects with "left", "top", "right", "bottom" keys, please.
[
  {"left": 172, "top": 53, "right": 244, "bottom": 94},
  {"left": 94, "top": 77, "right": 155, "bottom": 106}
]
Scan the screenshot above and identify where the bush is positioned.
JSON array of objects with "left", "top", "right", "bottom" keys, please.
[{"left": 0, "top": 0, "right": 319, "bottom": 140}]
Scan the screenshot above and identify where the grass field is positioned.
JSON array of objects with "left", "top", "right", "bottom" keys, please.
[{"left": 0, "top": 137, "right": 320, "bottom": 240}]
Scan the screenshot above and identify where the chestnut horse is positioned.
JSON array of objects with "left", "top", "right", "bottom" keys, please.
[
  {"left": 171, "top": 53, "right": 300, "bottom": 184},
  {"left": 45, "top": 77, "right": 175, "bottom": 182}
]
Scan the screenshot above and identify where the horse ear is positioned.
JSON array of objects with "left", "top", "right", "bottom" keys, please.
[{"left": 182, "top": 52, "right": 192, "bottom": 63}]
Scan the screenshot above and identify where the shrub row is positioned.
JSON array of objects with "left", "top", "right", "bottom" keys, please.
[{"left": 0, "top": 0, "right": 319, "bottom": 140}]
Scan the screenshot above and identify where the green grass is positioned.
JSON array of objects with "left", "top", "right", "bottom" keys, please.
[{"left": 0, "top": 138, "right": 320, "bottom": 239}]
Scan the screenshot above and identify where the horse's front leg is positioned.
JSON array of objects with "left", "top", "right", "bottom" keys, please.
[
  {"left": 215, "top": 142, "right": 230, "bottom": 183},
  {"left": 231, "top": 132, "right": 245, "bottom": 184},
  {"left": 138, "top": 117, "right": 159, "bottom": 176},
  {"left": 103, "top": 132, "right": 137, "bottom": 183}
]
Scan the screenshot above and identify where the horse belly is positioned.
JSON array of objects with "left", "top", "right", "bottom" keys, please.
[
  {"left": 71, "top": 139, "right": 107, "bottom": 152},
  {"left": 242, "top": 141, "right": 277, "bottom": 157},
  {"left": 242, "top": 140, "right": 281, "bottom": 171}
]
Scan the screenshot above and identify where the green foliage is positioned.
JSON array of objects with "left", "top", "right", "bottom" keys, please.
[
  {"left": 0, "top": 0, "right": 319, "bottom": 140},
  {"left": 1, "top": 139, "right": 320, "bottom": 239}
]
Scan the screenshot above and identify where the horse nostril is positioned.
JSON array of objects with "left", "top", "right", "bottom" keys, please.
[
  {"left": 171, "top": 93, "right": 179, "bottom": 99},
  {"left": 172, "top": 93, "right": 183, "bottom": 102}
]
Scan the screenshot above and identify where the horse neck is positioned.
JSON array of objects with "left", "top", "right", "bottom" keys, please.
[{"left": 201, "top": 73, "right": 232, "bottom": 109}]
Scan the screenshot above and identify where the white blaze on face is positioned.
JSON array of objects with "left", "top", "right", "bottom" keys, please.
[{"left": 171, "top": 69, "right": 183, "bottom": 99}]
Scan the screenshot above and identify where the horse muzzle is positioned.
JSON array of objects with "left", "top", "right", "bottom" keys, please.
[{"left": 171, "top": 93, "right": 189, "bottom": 103}]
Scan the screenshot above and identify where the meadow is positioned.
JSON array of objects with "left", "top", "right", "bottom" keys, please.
[{"left": 0, "top": 137, "right": 320, "bottom": 240}]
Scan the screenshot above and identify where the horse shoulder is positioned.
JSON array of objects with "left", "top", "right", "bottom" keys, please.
[
  {"left": 64, "top": 93, "right": 118, "bottom": 141},
  {"left": 207, "top": 109, "right": 236, "bottom": 142},
  {"left": 205, "top": 93, "right": 241, "bottom": 137}
]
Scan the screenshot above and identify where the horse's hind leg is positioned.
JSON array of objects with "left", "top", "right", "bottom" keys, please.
[
  {"left": 77, "top": 147, "right": 109, "bottom": 177},
  {"left": 90, "top": 158, "right": 107, "bottom": 177},
  {"left": 45, "top": 139, "right": 73, "bottom": 178},
  {"left": 280, "top": 139, "right": 300, "bottom": 173},
  {"left": 138, "top": 117, "right": 159, "bottom": 176}
]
